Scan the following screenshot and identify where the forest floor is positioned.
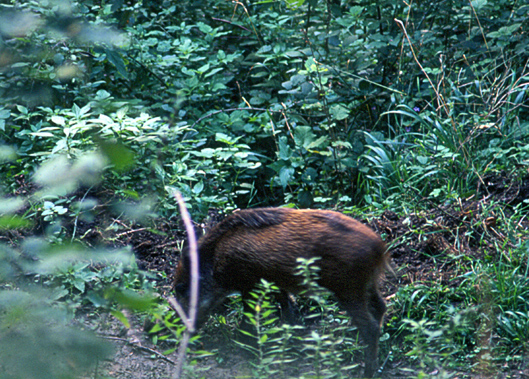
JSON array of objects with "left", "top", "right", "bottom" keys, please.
[
  {"left": 6, "top": 172, "right": 529, "bottom": 378},
  {"left": 83, "top": 172, "right": 529, "bottom": 379}
]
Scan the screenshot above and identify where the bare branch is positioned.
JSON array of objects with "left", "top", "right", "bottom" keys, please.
[{"left": 170, "top": 191, "right": 199, "bottom": 379}]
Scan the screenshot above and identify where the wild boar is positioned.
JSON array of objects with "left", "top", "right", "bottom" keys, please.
[{"left": 174, "top": 207, "right": 389, "bottom": 377}]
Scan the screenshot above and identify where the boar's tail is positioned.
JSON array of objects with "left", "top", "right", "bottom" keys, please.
[
  {"left": 378, "top": 243, "right": 393, "bottom": 278},
  {"left": 198, "top": 208, "right": 288, "bottom": 257}
]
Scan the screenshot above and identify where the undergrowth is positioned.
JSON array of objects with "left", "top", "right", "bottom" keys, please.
[{"left": 0, "top": 0, "right": 528, "bottom": 378}]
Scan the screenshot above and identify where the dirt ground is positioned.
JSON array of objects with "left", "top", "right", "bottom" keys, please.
[{"left": 5, "top": 172, "right": 529, "bottom": 378}]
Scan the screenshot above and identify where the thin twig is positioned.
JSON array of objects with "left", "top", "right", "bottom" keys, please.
[
  {"left": 211, "top": 17, "right": 251, "bottom": 32},
  {"left": 394, "top": 19, "right": 449, "bottom": 118},
  {"left": 232, "top": 1, "right": 262, "bottom": 46},
  {"left": 71, "top": 185, "right": 94, "bottom": 243},
  {"left": 165, "top": 295, "right": 189, "bottom": 327},
  {"left": 467, "top": 0, "right": 490, "bottom": 52},
  {"left": 115, "top": 228, "right": 148, "bottom": 238},
  {"left": 175, "top": 192, "right": 199, "bottom": 332},
  {"left": 170, "top": 191, "right": 199, "bottom": 379},
  {"left": 156, "top": 240, "right": 182, "bottom": 249},
  {"left": 101, "top": 336, "right": 176, "bottom": 364}
]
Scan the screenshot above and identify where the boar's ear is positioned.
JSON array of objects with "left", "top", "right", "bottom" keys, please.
[
  {"left": 175, "top": 245, "right": 190, "bottom": 279},
  {"left": 181, "top": 239, "right": 208, "bottom": 267},
  {"left": 180, "top": 244, "right": 200, "bottom": 267},
  {"left": 180, "top": 243, "right": 190, "bottom": 256}
]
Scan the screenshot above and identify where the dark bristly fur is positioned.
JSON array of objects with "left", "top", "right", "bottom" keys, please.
[{"left": 174, "top": 207, "right": 390, "bottom": 378}]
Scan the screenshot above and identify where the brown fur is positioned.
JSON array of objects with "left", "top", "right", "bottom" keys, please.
[{"left": 174, "top": 208, "right": 389, "bottom": 377}]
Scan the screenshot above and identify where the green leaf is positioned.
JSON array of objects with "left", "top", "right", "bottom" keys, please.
[
  {"left": 197, "top": 22, "right": 213, "bottom": 34},
  {"left": 104, "top": 49, "right": 128, "bottom": 79},
  {"left": 110, "top": 309, "right": 131, "bottom": 328},
  {"left": 193, "top": 181, "right": 204, "bottom": 194},
  {"left": 16, "top": 105, "right": 28, "bottom": 115},
  {"left": 98, "top": 140, "right": 135, "bottom": 172},
  {"left": 306, "top": 136, "right": 328, "bottom": 150},
  {"left": 204, "top": 67, "right": 223, "bottom": 78},
  {"left": 278, "top": 136, "right": 292, "bottom": 160},
  {"left": 304, "top": 57, "right": 318, "bottom": 73},
  {"left": 0, "top": 215, "right": 32, "bottom": 229},
  {"left": 163, "top": 347, "right": 178, "bottom": 355},
  {"left": 285, "top": 0, "right": 305, "bottom": 9},
  {"left": 487, "top": 23, "right": 521, "bottom": 38},
  {"left": 348, "top": 6, "right": 364, "bottom": 16},
  {"left": 51, "top": 115, "right": 65, "bottom": 126},
  {"left": 279, "top": 166, "right": 294, "bottom": 188},
  {"left": 284, "top": 50, "right": 304, "bottom": 57},
  {"left": 293, "top": 126, "right": 314, "bottom": 149},
  {"left": 73, "top": 278, "right": 86, "bottom": 293},
  {"left": 215, "top": 132, "right": 239, "bottom": 145},
  {"left": 330, "top": 104, "right": 350, "bottom": 120},
  {"left": 106, "top": 288, "right": 156, "bottom": 312},
  {"left": 471, "top": 0, "right": 487, "bottom": 10},
  {"left": 149, "top": 323, "right": 164, "bottom": 333},
  {"left": 196, "top": 63, "right": 210, "bottom": 74}
]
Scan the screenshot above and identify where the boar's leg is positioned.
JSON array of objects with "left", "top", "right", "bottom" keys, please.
[
  {"left": 368, "top": 286, "right": 387, "bottom": 328},
  {"left": 239, "top": 288, "right": 298, "bottom": 327},
  {"left": 276, "top": 290, "right": 300, "bottom": 325},
  {"left": 339, "top": 295, "right": 381, "bottom": 378},
  {"left": 236, "top": 288, "right": 299, "bottom": 345},
  {"left": 238, "top": 288, "right": 264, "bottom": 340}
]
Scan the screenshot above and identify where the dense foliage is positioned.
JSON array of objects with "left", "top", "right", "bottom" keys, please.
[
  {"left": 2, "top": 0, "right": 527, "bottom": 214},
  {"left": 0, "top": 0, "right": 528, "bottom": 378}
]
